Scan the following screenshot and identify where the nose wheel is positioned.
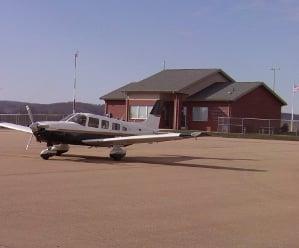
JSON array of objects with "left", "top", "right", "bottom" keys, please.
[
  {"left": 40, "top": 148, "right": 57, "bottom": 160},
  {"left": 40, "top": 144, "right": 70, "bottom": 160},
  {"left": 40, "top": 153, "right": 51, "bottom": 160}
]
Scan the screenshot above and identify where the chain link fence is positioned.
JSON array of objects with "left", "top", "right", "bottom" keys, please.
[
  {"left": 218, "top": 117, "right": 299, "bottom": 135},
  {"left": 0, "top": 114, "right": 66, "bottom": 127}
]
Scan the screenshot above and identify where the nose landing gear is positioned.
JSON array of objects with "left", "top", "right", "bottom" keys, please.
[{"left": 40, "top": 144, "right": 70, "bottom": 160}]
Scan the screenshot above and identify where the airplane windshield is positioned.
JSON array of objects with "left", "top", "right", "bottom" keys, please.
[
  {"left": 60, "top": 114, "right": 76, "bottom": 121},
  {"left": 68, "top": 114, "right": 87, "bottom": 126}
]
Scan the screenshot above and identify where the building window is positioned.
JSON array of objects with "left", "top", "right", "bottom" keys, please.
[
  {"left": 122, "top": 126, "right": 128, "bottom": 131},
  {"left": 130, "top": 106, "right": 153, "bottom": 119},
  {"left": 101, "top": 120, "right": 109, "bottom": 129},
  {"left": 88, "top": 117, "right": 99, "bottom": 128},
  {"left": 192, "top": 107, "right": 208, "bottom": 121},
  {"left": 112, "top": 123, "right": 121, "bottom": 130}
]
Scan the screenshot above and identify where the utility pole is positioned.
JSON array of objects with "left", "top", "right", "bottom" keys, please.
[
  {"left": 270, "top": 67, "right": 280, "bottom": 92},
  {"left": 163, "top": 60, "right": 166, "bottom": 70},
  {"left": 73, "top": 51, "right": 79, "bottom": 114}
]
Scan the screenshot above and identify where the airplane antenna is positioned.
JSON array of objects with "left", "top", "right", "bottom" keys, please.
[{"left": 73, "top": 50, "right": 79, "bottom": 114}]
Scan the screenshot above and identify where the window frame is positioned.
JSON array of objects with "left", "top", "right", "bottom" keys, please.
[
  {"left": 130, "top": 105, "right": 153, "bottom": 120},
  {"left": 112, "top": 123, "right": 121, "bottom": 131},
  {"left": 69, "top": 114, "right": 87, "bottom": 126},
  {"left": 88, "top": 117, "right": 99, "bottom": 128},
  {"left": 192, "top": 106, "right": 208, "bottom": 122},
  {"left": 101, "top": 120, "right": 110, "bottom": 129}
]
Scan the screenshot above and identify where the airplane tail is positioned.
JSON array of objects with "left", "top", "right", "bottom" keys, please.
[{"left": 143, "top": 100, "right": 162, "bottom": 130}]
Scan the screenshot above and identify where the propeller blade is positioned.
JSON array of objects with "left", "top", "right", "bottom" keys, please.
[
  {"left": 26, "top": 105, "right": 34, "bottom": 124},
  {"left": 26, "top": 133, "right": 34, "bottom": 150}
]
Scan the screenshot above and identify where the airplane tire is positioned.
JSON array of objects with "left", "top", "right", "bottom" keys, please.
[
  {"left": 41, "top": 154, "right": 50, "bottom": 160},
  {"left": 110, "top": 154, "right": 124, "bottom": 161},
  {"left": 56, "top": 151, "right": 64, "bottom": 156}
]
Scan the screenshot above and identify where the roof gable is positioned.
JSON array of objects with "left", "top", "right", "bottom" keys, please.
[{"left": 187, "top": 82, "right": 286, "bottom": 105}]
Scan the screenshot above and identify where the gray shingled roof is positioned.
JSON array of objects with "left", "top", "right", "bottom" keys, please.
[
  {"left": 187, "top": 82, "right": 286, "bottom": 105},
  {"left": 100, "top": 82, "right": 137, "bottom": 100},
  {"left": 100, "top": 69, "right": 231, "bottom": 100},
  {"left": 123, "top": 69, "right": 220, "bottom": 92}
]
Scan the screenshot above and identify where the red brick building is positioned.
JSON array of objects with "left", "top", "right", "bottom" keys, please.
[{"left": 100, "top": 69, "right": 286, "bottom": 131}]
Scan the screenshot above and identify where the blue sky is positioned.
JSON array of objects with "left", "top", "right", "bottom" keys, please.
[{"left": 0, "top": 0, "right": 299, "bottom": 112}]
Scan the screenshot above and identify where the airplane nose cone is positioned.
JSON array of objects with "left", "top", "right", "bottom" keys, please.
[{"left": 29, "top": 122, "right": 39, "bottom": 133}]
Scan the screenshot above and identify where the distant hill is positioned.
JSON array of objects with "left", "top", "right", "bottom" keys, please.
[
  {"left": 281, "top": 113, "right": 299, "bottom": 120},
  {"left": 0, "top": 101, "right": 105, "bottom": 115}
]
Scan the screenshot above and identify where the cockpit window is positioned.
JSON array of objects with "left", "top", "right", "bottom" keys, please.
[
  {"left": 68, "top": 114, "right": 87, "bottom": 126},
  {"left": 88, "top": 117, "right": 99, "bottom": 128},
  {"left": 61, "top": 113, "right": 76, "bottom": 121}
]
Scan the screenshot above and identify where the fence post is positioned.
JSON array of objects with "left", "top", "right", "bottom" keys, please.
[
  {"left": 242, "top": 118, "right": 244, "bottom": 134},
  {"left": 268, "top": 120, "right": 271, "bottom": 135}
]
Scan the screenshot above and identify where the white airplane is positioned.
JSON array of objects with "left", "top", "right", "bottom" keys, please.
[{"left": 0, "top": 101, "right": 203, "bottom": 160}]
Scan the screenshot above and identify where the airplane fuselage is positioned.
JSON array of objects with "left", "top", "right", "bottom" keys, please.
[{"left": 33, "top": 113, "right": 158, "bottom": 146}]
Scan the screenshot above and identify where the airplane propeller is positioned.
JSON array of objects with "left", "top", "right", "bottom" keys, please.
[
  {"left": 26, "top": 105, "right": 34, "bottom": 124},
  {"left": 25, "top": 105, "right": 34, "bottom": 150},
  {"left": 26, "top": 133, "right": 34, "bottom": 150}
]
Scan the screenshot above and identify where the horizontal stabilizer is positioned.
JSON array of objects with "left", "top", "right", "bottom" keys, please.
[{"left": 0, "top": 122, "right": 32, "bottom": 133}]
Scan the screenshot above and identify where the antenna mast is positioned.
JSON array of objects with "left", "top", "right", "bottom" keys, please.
[
  {"left": 270, "top": 66, "right": 280, "bottom": 92},
  {"left": 73, "top": 50, "right": 79, "bottom": 114}
]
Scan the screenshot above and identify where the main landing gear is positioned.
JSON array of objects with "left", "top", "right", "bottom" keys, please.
[
  {"left": 109, "top": 146, "right": 126, "bottom": 161},
  {"left": 40, "top": 144, "right": 70, "bottom": 160},
  {"left": 39, "top": 144, "right": 126, "bottom": 161}
]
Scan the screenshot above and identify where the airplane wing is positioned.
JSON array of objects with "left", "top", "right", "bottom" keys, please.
[
  {"left": 0, "top": 122, "right": 32, "bottom": 134},
  {"left": 82, "top": 132, "right": 204, "bottom": 147}
]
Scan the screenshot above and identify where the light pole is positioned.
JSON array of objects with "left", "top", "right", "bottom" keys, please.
[{"left": 270, "top": 67, "right": 280, "bottom": 92}]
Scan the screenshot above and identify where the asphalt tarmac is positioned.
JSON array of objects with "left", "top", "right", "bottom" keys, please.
[{"left": 0, "top": 130, "right": 299, "bottom": 248}]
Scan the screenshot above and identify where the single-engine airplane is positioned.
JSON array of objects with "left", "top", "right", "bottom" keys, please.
[{"left": 0, "top": 101, "right": 204, "bottom": 161}]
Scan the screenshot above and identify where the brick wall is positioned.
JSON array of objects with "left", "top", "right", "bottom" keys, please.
[
  {"left": 231, "top": 86, "right": 282, "bottom": 119},
  {"left": 105, "top": 100, "right": 126, "bottom": 120},
  {"left": 231, "top": 86, "right": 283, "bottom": 133},
  {"left": 184, "top": 102, "right": 230, "bottom": 131}
]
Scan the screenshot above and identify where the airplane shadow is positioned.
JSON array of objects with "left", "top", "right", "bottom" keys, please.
[{"left": 58, "top": 154, "right": 266, "bottom": 173}]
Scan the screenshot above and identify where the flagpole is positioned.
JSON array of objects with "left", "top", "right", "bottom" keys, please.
[{"left": 291, "top": 83, "right": 295, "bottom": 132}]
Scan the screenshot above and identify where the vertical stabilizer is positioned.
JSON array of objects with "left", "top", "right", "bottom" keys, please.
[{"left": 143, "top": 100, "right": 162, "bottom": 130}]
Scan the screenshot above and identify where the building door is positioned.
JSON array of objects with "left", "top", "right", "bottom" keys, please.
[
  {"left": 181, "top": 106, "right": 187, "bottom": 129},
  {"left": 160, "top": 102, "right": 173, "bottom": 129}
]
